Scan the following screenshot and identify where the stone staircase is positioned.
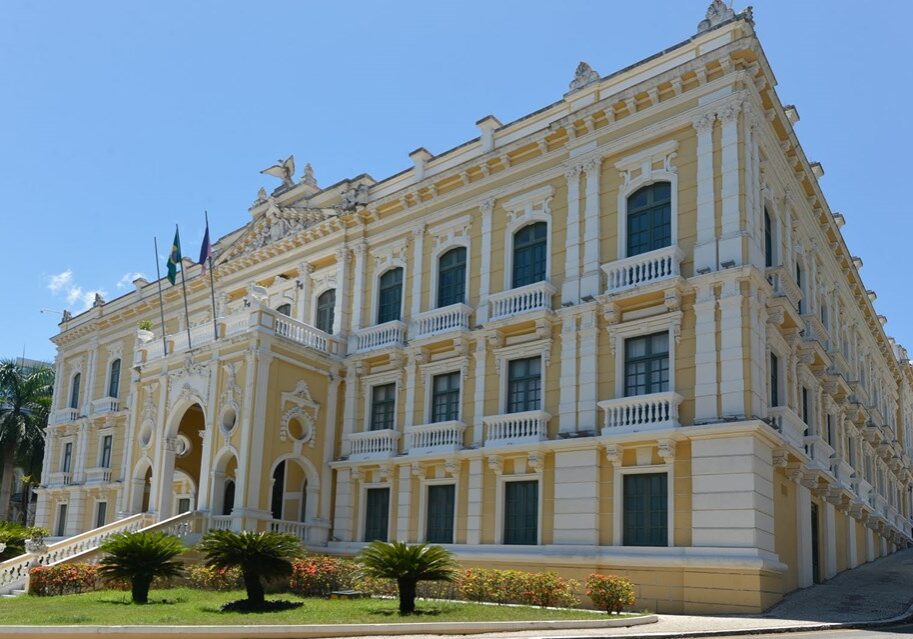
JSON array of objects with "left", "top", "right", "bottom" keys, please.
[{"left": 0, "top": 510, "right": 201, "bottom": 597}]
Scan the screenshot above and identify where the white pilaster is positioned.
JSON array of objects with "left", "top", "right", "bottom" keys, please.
[
  {"left": 297, "top": 262, "right": 313, "bottom": 323},
  {"left": 577, "top": 306, "right": 598, "bottom": 432},
  {"left": 410, "top": 227, "right": 424, "bottom": 318},
  {"left": 351, "top": 242, "right": 367, "bottom": 330},
  {"left": 580, "top": 158, "right": 602, "bottom": 299},
  {"left": 64, "top": 489, "right": 86, "bottom": 536},
  {"left": 472, "top": 339, "right": 487, "bottom": 446},
  {"left": 693, "top": 112, "right": 717, "bottom": 272},
  {"left": 333, "top": 247, "right": 350, "bottom": 335},
  {"left": 747, "top": 281, "right": 767, "bottom": 419},
  {"left": 693, "top": 284, "right": 719, "bottom": 421},
  {"left": 404, "top": 352, "right": 420, "bottom": 428},
  {"left": 553, "top": 449, "right": 598, "bottom": 544},
  {"left": 342, "top": 362, "right": 361, "bottom": 456},
  {"left": 718, "top": 102, "right": 742, "bottom": 268},
  {"left": 718, "top": 279, "right": 746, "bottom": 418},
  {"left": 561, "top": 165, "right": 582, "bottom": 304},
  {"left": 847, "top": 515, "right": 858, "bottom": 568},
  {"left": 558, "top": 311, "right": 578, "bottom": 434},
  {"left": 824, "top": 501, "right": 837, "bottom": 579},
  {"left": 320, "top": 372, "right": 341, "bottom": 522},
  {"left": 796, "top": 483, "right": 813, "bottom": 587},
  {"left": 396, "top": 464, "right": 412, "bottom": 541},
  {"left": 333, "top": 468, "right": 354, "bottom": 542},
  {"left": 466, "top": 458, "right": 482, "bottom": 545},
  {"left": 477, "top": 200, "right": 494, "bottom": 323}
]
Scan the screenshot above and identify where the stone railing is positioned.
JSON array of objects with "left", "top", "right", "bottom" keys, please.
[
  {"left": 483, "top": 411, "right": 550, "bottom": 447},
  {"left": 0, "top": 512, "right": 152, "bottom": 594},
  {"left": 51, "top": 408, "right": 79, "bottom": 425},
  {"left": 487, "top": 281, "right": 556, "bottom": 322},
  {"left": 598, "top": 392, "right": 683, "bottom": 435},
  {"left": 602, "top": 246, "right": 683, "bottom": 294},
  {"left": 803, "top": 315, "right": 830, "bottom": 351},
  {"left": 207, "top": 515, "right": 233, "bottom": 531},
  {"left": 346, "top": 429, "right": 401, "bottom": 460},
  {"left": 766, "top": 265, "right": 803, "bottom": 310},
  {"left": 768, "top": 406, "right": 807, "bottom": 450},
  {"left": 406, "top": 421, "right": 466, "bottom": 455},
  {"left": 84, "top": 467, "right": 112, "bottom": 484},
  {"left": 804, "top": 435, "right": 835, "bottom": 475},
  {"left": 274, "top": 314, "right": 340, "bottom": 355},
  {"left": 139, "top": 310, "right": 250, "bottom": 362},
  {"left": 47, "top": 471, "right": 73, "bottom": 487},
  {"left": 410, "top": 304, "right": 473, "bottom": 341},
  {"left": 853, "top": 477, "right": 873, "bottom": 507},
  {"left": 268, "top": 519, "right": 309, "bottom": 542},
  {"left": 351, "top": 321, "right": 407, "bottom": 354},
  {"left": 90, "top": 397, "right": 120, "bottom": 415}
]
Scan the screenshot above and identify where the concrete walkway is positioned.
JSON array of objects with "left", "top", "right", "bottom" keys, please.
[{"left": 347, "top": 549, "right": 913, "bottom": 639}]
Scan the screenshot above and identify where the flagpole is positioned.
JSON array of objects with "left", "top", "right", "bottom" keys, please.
[
  {"left": 176, "top": 224, "right": 193, "bottom": 351},
  {"left": 153, "top": 237, "right": 169, "bottom": 357},
  {"left": 205, "top": 211, "right": 218, "bottom": 342}
]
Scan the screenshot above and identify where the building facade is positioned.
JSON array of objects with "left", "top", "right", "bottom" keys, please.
[{"left": 34, "top": 2, "right": 913, "bottom": 613}]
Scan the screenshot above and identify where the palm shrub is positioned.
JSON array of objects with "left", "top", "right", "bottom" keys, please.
[
  {"left": 356, "top": 541, "right": 458, "bottom": 615},
  {"left": 197, "top": 530, "right": 302, "bottom": 609},
  {"left": 97, "top": 531, "right": 185, "bottom": 604}
]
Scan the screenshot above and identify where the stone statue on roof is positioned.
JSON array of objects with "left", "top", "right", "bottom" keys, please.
[
  {"left": 568, "top": 61, "right": 599, "bottom": 93},
  {"left": 697, "top": 0, "right": 736, "bottom": 33}
]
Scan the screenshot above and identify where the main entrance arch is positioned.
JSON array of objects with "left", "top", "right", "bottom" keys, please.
[{"left": 152, "top": 401, "right": 206, "bottom": 519}]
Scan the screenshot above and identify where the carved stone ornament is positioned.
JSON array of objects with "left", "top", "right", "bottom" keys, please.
[
  {"left": 568, "top": 61, "right": 599, "bottom": 93},
  {"left": 279, "top": 380, "right": 320, "bottom": 447},
  {"left": 167, "top": 360, "right": 211, "bottom": 412},
  {"left": 340, "top": 183, "right": 370, "bottom": 211},
  {"left": 697, "top": 0, "right": 736, "bottom": 33},
  {"left": 228, "top": 200, "right": 332, "bottom": 260},
  {"left": 260, "top": 155, "right": 296, "bottom": 189}
]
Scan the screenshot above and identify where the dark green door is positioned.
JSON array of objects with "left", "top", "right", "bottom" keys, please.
[
  {"left": 364, "top": 488, "right": 390, "bottom": 542},
  {"left": 426, "top": 484, "right": 455, "bottom": 544},
  {"left": 811, "top": 502, "right": 821, "bottom": 584},
  {"left": 504, "top": 480, "right": 538, "bottom": 545},
  {"left": 623, "top": 473, "right": 668, "bottom": 546}
]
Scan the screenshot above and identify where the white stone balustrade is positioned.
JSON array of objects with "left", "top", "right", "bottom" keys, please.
[
  {"left": 207, "top": 515, "right": 233, "bottom": 531},
  {"left": 803, "top": 316, "right": 830, "bottom": 351},
  {"left": 51, "top": 408, "right": 79, "bottom": 425},
  {"left": 768, "top": 406, "right": 807, "bottom": 450},
  {"left": 804, "top": 435, "right": 835, "bottom": 474},
  {"left": 410, "top": 304, "right": 472, "bottom": 340},
  {"left": 767, "top": 265, "right": 803, "bottom": 310},
  {"left": 47, "top": 471, "right": 73, "bottom": 487},
  {"left": 84, "top": 467, "right": 112, "bottom": 484},
  {"left": 602, "top": 246, "right": 683, "bottom": 294},
  {"left": 406, "top": 421, "right": 466, "bottom": 455},
  {"left": 853, "top": 478, "right": 873, "bottom": 506},
  {"left": 487, "top": 281, "right": 556, "bottom": 322},
  {"left": 598, "top": 391, "right": 683, "bottom": 434},
  {"left": 346, "top": 429, "right": 401, "bottom": 460},
  {"left": 351, "top": 321, "right": 407, "bottom": 354},
  {"left": 483, "top": 411, "right": 550, "bottom": 447},
  {"left": 90, "top": 397, "right": 119, "bottom": 415},
  {"left": 274, "top": 315, "right": 339, "bottom": 355},
  {"left": 268, "top": 519, "right": 310, "bottom": 542}
]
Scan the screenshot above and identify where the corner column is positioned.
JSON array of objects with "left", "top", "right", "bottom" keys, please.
[
  {"left": 580, "top": 158, "right": 602, "bottom": 299},
  {"left": 477, "top": 200, "right": 494, "bottom": 323},
  {"left": 718, "top": 279, "right": 746, "bottom": 418},
  {"left": 561, "top": 165, "right": 582, "bottom": 305},
  {"left": 296, "top": 262, "right": 313, "bottom": 324},
  {"left": 692, "top": 112, "right": 717, "bottom": 272},
  {"left": 577, "top": 306, "right": 598, "bottom": 432},
  {"left": 333, "top": 248, "right": 350, "bottom": 336},
  {"left": 557, "top": 311, "right": 578, "bottom": 434},
  {"left": 466, "top": 458, "right": 483, "bottom": 545},
  {"left": 350, "top": 242, "right": 367, "bottom": 331},
  {"left": 410, "top": 226, "right": 425, "bottom": 318},
  {"left": 718, "top": 102, "right": 742, "bottom": 268},
  {"left": 693, "top": 283, "right": 719, "bottom": 421}
]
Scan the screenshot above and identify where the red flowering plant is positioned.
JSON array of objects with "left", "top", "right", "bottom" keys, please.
[
  {"left": 289, "top": 555, "right": 357, "bottom": 596},
  {"left": 28, "top": 564, "right": 99, "bottom": 596}
]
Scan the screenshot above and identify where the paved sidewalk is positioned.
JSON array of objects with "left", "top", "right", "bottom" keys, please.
[{"left": 347, "top": 548, "right": 913, "bottom": 639}]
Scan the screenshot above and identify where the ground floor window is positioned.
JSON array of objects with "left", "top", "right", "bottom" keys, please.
[
  {"left": 504, "top": 480, "right": 538, "bottom": 545},
  {"left": 177, "top": 498, "right": 191, "bottom": 514},
  {"left": 56, "top": 503, "right": 67, "bottom": 537},
  {"left": 364, "top": 487, "right": 390, "bottom": 542},
  {"left": 426, "top": 484, "right": 455, "bottom": 544},
  {"left": 623, "top": 472, "right": 668, "bottom": 546},
  {"left": 95, "top": 501, "right": 107, "bottom": 528}
]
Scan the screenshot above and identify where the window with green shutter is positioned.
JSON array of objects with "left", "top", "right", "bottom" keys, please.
[
  {"left": 503, "top": 480, "right": 538, "bottom": 545},
  {"left": 431, "top": 372, "right": 461, "bottom": 423},
  {"left": 370, "top": 383, "right": 396, "bottom": 431},
  {"left": 512, "top": 222, "right": 547, "bottom": 288},
  {"left": 437, "top": 247, "right": 467, "bottom": 308},
  {"left": 426, "top": 484, "right": 455, "bottom": 544},
  {"left": 377, "top": 268, "right": 403, "bottom": 324},
  {"left": 316, "top": 289, "right": 336, "bottom": 334},
  {"left": 622, "top": 473, "right": 668, "bottom": 546},
  {"left": 507, "top": 357, "right": 541, "bottom": 413},
  {"left": 627, "top": 182, "right": 671, "bottom": 257},
  {"left": 364, "top": 487, "right": 390, "bottom": 542}
]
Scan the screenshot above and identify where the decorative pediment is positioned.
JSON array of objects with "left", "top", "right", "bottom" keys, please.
[
  {"left": 429, "top": 215, "right": 472, "bottom": 252},
  {"left": 223, "top": 199, "right": 334, "bottom": 261},
  {"left": 279, "top": 380, "right": 320, "bottom": 448},
  {"left": 167, "top": 359, "right": 212, "bottom": 411},
  {"left": 371, "top": 239, "right": 409, "bottom": 271}
]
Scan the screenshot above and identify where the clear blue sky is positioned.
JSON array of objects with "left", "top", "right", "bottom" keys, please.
[{"left": 1, "top": 1, "right": 910, "bottom": 362}]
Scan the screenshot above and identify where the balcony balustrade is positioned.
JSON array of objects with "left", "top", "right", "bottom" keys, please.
[
  {"left": 47, "top": 471, "right": 73, "bottom": 487},
  {"left": 268, "top": 519, "right": 310, "bottom": 542},
  {"left": 768, "top": 406, "right": 806, "bottom": 450},
  {"left": 346, "top": 429, "right": 400, "bottom": 460},
  {"left": 602, "top": 246, "right": 683, "bottom": 294},
  {"left": 766, "top": 265, "right": 803, "bottom": 310},
  {"left": 853, "top": 478, "right": 873, "bottom": 506},
  {"left": 84, "top": 467, "right": 112, "bottom": 484},
  {"left": 51, "top": 408, "right": 79, "bottom": 425},
  {"left": 207, "top": 515, "right": 233, "bottom": 531},
  {"left": 90, "top": 397, "right": 120, "bottom": 415},
  {"left": 598, "top": 391, "right": 683, "bottom": 435},
  {"left": 804, "top": 434, "right": 835, "bottom": 475},
  {"left": 802, "top": 315, "right": 830, "bottom": 351},
  {"left": 487, "top": 281, "right": 556, "bottom": 322},
  {"left": 410, "top": 304, "right": 472, "bottom": 341},
  {"left": 274, "top": 315, "right": 341, "bottom": 355},
  {"left": 483, "top": 410, "right": 549, "bottom": 447},
  {"left": 350, "top": 321, "right": 407, "bottom": 354},
  {"left": 406, "top": 421, "right": 466, "bottom": 455}
]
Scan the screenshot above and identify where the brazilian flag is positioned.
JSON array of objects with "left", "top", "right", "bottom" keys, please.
[{"left": 167, "top": 226, "right": 182, "bottom": 285}]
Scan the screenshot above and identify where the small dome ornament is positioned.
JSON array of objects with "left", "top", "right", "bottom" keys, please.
[
  {"left": 697, "top": 0, "right": 736, "bottom": 33},
  {"left": 567, "top": 61, "right": 600, "bottom": 93}
]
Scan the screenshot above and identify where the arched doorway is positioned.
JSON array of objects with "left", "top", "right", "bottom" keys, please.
[
  {"left": 210, "top": 448, "right": 238, "bottom": 520},
  {"left": 268, "top": 456, "right": 319, "bottom": 524},
  {"left": 154, "top": 402, "right": 206, "bottom": 519},
  {"left": 129, "top": 458, "right": 153, "bottom": 514}
]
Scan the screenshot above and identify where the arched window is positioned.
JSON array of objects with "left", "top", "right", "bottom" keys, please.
[
  {"left": 764, "top": 208, "right": 773, "bottom": 268},
  {"left": 276, "top": 303, "right": 291, "bottom": 317},
  {"left": 437, "top": 247, "right": 467, "bottom": 307},
  {"left": 626, "top": 182, "right": 671, "bottom": 257},
  {"left": 377, "top": 268, "right": 403, "bottom": 324},
  {"left": 222, "top": 479, "right": 235, "bottom": 517},
  {"left": 69, "top": 373, "right": 81, "bottom": 410},
  {"left": 108, "top": 359, "right": 121, "bottom": 399},
  {"left": 300, "top": 479, "right": 308, "bottom": 523},
  {"left": 271, "top": 461, "right": 286, "bottom": 520},
  {"left": 315, "top": 289, "right": 335, "bottom": 334},
  {"left": 512, "top": 222, "right": 547, "bottom": 288}
]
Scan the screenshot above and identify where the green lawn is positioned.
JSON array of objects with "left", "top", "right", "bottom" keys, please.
[{"left": 0, "top": 588, "right": 622, "bottom": 625}]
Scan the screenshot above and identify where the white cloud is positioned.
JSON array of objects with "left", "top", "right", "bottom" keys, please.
[
  {"left": 116, "top": 272, "right": 146, "bottom": 289},
  {"left": 47, "top": 270, "right": 73, "bottom": 294},
  {"left": 46, "top": 270, "right": 109, "bottom": 313}
]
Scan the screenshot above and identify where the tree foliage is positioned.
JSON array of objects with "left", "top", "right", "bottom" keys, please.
[
  {"left": 357, "top": 541, "right": 458, "bottom": 614},
  {"left": 97, "top": 531, "right": 185, "bottom": 604}
]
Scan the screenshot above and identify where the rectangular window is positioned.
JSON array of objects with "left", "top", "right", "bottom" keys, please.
[
  {"left": 624, "top": 332, "right": 670, "bottom": 397},
  {"left": 826, "top": 414, "right": 833, "bottom": 447},
  {"left": 364, "top": 487, "right": 390, "bottom": 542},
  {"left": 56, "top": 503, "right": 67, "bottom": 537},
  {"left": 100, "top": 435, "right": 113, "bottom": 468},
  {"left": 62, "top": 442, "right": 72, "bottom": 474},
  {"left": 431, "top": 372, "right": 461, "bottom": 423},
  {"left": 177, "top": 498, "right": 191, "bottom": 514},
  {"left": 802, "top": 387, "right": 810, "bottom": 435},
  {"left": 770, "top": 353, "right": 779, "bottom": 407},
  {"left": 108, "top": 360, "right": 121, "bottom": 398},
  {"left": 95, "top": 502, "right": 107, "bottom": 529},
  {"left": 796, "top": 263, "right": 803, "bottom": 315},
  {"left": 503, "top": 480, "right": 538, "bottom": 545},
  {"left": 370, "top": 383, "right": 396, "bottom": 431},
  {"left": 426, "top": 484, "right": 455, "bottom": 544},
  {"left": 377, "top": 269, "right": 404, "bottom": 324},
  {"left": 764, "top": 209, "right": 773, "bottom": 268},
  {"left": 623, "top": 472, "right": 668, "bottom": 546},
  {"left": 507, "top": 357, "right": 541, "bottom": 413}
]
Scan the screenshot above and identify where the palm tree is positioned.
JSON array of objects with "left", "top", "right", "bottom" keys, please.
[
  {"left": 97, "top": 531, "right": 186, "bottom": 603},
  {"left": 197, "top": 530, "right": 302, "bottom": 608},
  {"left": 0, "top": 360, "right": 53, "bottom": 522},
  {"left": 357, "top": 541, "right": 458, "bottom": 615}
]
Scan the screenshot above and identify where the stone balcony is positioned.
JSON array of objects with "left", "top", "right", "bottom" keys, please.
[
  {"left": 51, "top": 408, "right": 79, "bottom": 425},
  {"left": 274, "top": 315, "right": 343, "bottom": 356},
  {"left": 804, "top": 434, "right": 835, "bottom": 476},
  {"left": 487, "top": 281, "right": 556, "bottom": 323},
  {"left": 768, "top": 406, "right": 806, "bottom": 450},
  {"left": 406, "top": 421, "right": 466, "bottom": 455},
  {"left": 766, "top": 265, "right": 803, "bottom": 311},
  {"left": 598, "top": 391, "right": 683, "bottom": 435},
  {"left": 483, "top": 410, "right": 550, "bottom": 447},
  {"left": 802, "top": 314, "right": 830, "bottom": 354},
  {"left": 47, "top": 471, "right": 73, "bottom": 487},
  {"left": 346, "top": 429, "right": 400, "bottom": 460},
  {"left": 90, "top": 397, "right": 120, "bottom": 415},
  {"left": 84, "top": 467, "right": 113, "bottom": 484},
  {"left": 602, "top": 245, "right": 683, "bottom": 295},
  {"left": 410, "top": 304, "right": 472, "bottom": 341},
  {"left": 350, "top": 321, "right": 407, "bottom": 354}
]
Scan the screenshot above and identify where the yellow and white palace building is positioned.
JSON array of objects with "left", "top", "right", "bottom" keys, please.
[{"left": 29, "top": 2, "right": 913, "bottom": 613}]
